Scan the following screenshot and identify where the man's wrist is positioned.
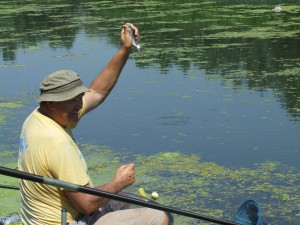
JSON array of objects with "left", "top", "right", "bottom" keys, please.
[
  {"left": 110, "top": 179, "right": 124, "bottom": 193},
  {"left": 119, "top": 46, "right": 131, "bottom": 57}
]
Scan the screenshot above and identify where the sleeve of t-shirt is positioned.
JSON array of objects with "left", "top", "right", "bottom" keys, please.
[{"left": 47, "top": 141, "right": 90, "bottom": 187}]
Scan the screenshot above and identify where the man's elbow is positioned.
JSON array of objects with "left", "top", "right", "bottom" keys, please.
[
  {"left": 75, "top": 203, "right": 97, "bottom": 215},
  {"left": 84, "top": 91, "right": 107, "bottom": 112}
]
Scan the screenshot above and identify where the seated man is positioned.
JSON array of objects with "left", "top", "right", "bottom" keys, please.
[{"left": 18, "top": 23, "right": 170, "bottom": 225}]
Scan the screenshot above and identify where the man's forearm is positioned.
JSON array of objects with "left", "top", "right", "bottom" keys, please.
[
  {"left": 84, "top": 47, "right": 130, "bottom": 112},
  {"left": 91, "top": 47, "right": 129, "bottom": 96}
]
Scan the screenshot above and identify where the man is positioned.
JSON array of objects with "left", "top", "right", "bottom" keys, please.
[{"left": 18, "top": 23, "right": 170, "bottom": 225}]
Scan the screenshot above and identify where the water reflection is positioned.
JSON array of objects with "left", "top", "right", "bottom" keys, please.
[{"left": 1, "top": 0, "right": 299, "bottom": 118}]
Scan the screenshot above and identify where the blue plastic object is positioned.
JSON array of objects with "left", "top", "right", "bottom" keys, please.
[{"left": 235, "top": 200, "right": 266, "bottom": 225}]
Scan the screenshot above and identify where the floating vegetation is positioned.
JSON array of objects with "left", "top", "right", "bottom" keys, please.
[
  {"left": 0, "top": 1, "right": 300, "bottom": 224},
  {"left": 0, "top": 145, "right": 21, "bottom": 216},
  {"left": 1, "top": 145, "right": 298, "bottom": 224},
  {"left": 134, "top": 152, "right": 300, "bottom": 224},
  {"left": 0, "top": 101, "right": 24, "bottom": 128}
]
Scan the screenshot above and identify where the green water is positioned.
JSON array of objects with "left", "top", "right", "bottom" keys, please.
[{"left": 0, "top": 0, "right": 299, "bottom": 224}]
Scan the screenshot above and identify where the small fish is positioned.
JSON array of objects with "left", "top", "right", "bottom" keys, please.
[{"left": 127, "top": 25, "right": 141, "bottom": 52}]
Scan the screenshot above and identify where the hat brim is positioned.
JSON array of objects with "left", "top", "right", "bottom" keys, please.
[{"left": 38, "top": 84, "right": 89, "bottom": 102}]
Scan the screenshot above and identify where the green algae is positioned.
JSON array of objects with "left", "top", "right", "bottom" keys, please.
[
  {"left": 0, "top": 101, "right": 24, "bottom": 132},
  {"left": 134, "top": 153, "right": 300, "bottom": 224},
  {"left": 84, "top": 149, "right": 299, "bottom": 224},
  {"left": 0, "top": 1, "right": 299, "bottom": 224},
  {"left": 0, "top": 175, "right": 20, "bottom": 216},
  {"left": 0, "top": 143, "right": 299, "bottom": 224},
  {"left": 0, "top": 101, "right": 24, "bottom": 131},
  {"left": 0, "top": 147, "right": 21, "bottom": 216},
  {"left": 64, "top": 145, "right": 300, "bottom": 224},
  {"left": 0, "top": 102, "right": 23, "bottom": 109}
]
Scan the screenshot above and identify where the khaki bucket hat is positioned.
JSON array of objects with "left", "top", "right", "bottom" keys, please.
[{"left": 38, "top": 70, "right": 89, "bottom": 102}]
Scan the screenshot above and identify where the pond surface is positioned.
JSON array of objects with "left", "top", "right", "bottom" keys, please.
[{"left": 0, "top": 0, "right": 299, "bottom": 224}]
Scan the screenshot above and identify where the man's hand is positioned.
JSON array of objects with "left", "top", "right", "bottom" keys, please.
[
  {"left": 121, "top": 23, "right": 139, "bottom": 53},
  {"left": 113, "top": 163, "right": 136, "bottom": 190},
  {"left": 66, "top": 163, "right": 136, "bottom": 215}
]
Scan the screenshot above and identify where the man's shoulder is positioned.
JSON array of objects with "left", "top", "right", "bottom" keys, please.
[{"left": 24, "top": 109, "right": 72, "bottom": 144}]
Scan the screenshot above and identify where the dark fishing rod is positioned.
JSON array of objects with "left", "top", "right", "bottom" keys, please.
[
  {"left": 0, "top": 166, "right": 240, "bottom": 225},
  {"left": 0, "top": 184, "right": 19, "bottom": 190}
]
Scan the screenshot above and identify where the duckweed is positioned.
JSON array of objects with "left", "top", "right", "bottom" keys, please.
[{"left": 0, "top": 144, "right": 299, "bottom": 224}]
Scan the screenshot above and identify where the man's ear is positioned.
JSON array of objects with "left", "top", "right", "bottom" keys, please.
[{"left": 45, "top": 101, "right": 56, "bottom": 111}]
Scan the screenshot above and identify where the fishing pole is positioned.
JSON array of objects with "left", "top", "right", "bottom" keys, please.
[
  {"left": 0, "top": 184, "right": 19, "bottom": 190},
  {"left": 0, "top": 166, "right": 240, "bottom": 225}
]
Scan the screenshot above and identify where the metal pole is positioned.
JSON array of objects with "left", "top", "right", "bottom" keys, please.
[{"left": 61, "top": 209, "right": 67, "bottom": 225}]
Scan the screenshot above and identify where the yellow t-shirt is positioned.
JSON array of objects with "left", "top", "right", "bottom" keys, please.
[{"left": 18, "top": 100, "right": 92, "bottom": 225}]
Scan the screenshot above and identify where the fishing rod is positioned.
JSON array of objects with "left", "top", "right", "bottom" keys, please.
[
  {"left": 0, "top": 184, "right": 19, "bottom": 190},
  {"left": 0, "top": 166, "right": 240, "bottom": 225}
]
